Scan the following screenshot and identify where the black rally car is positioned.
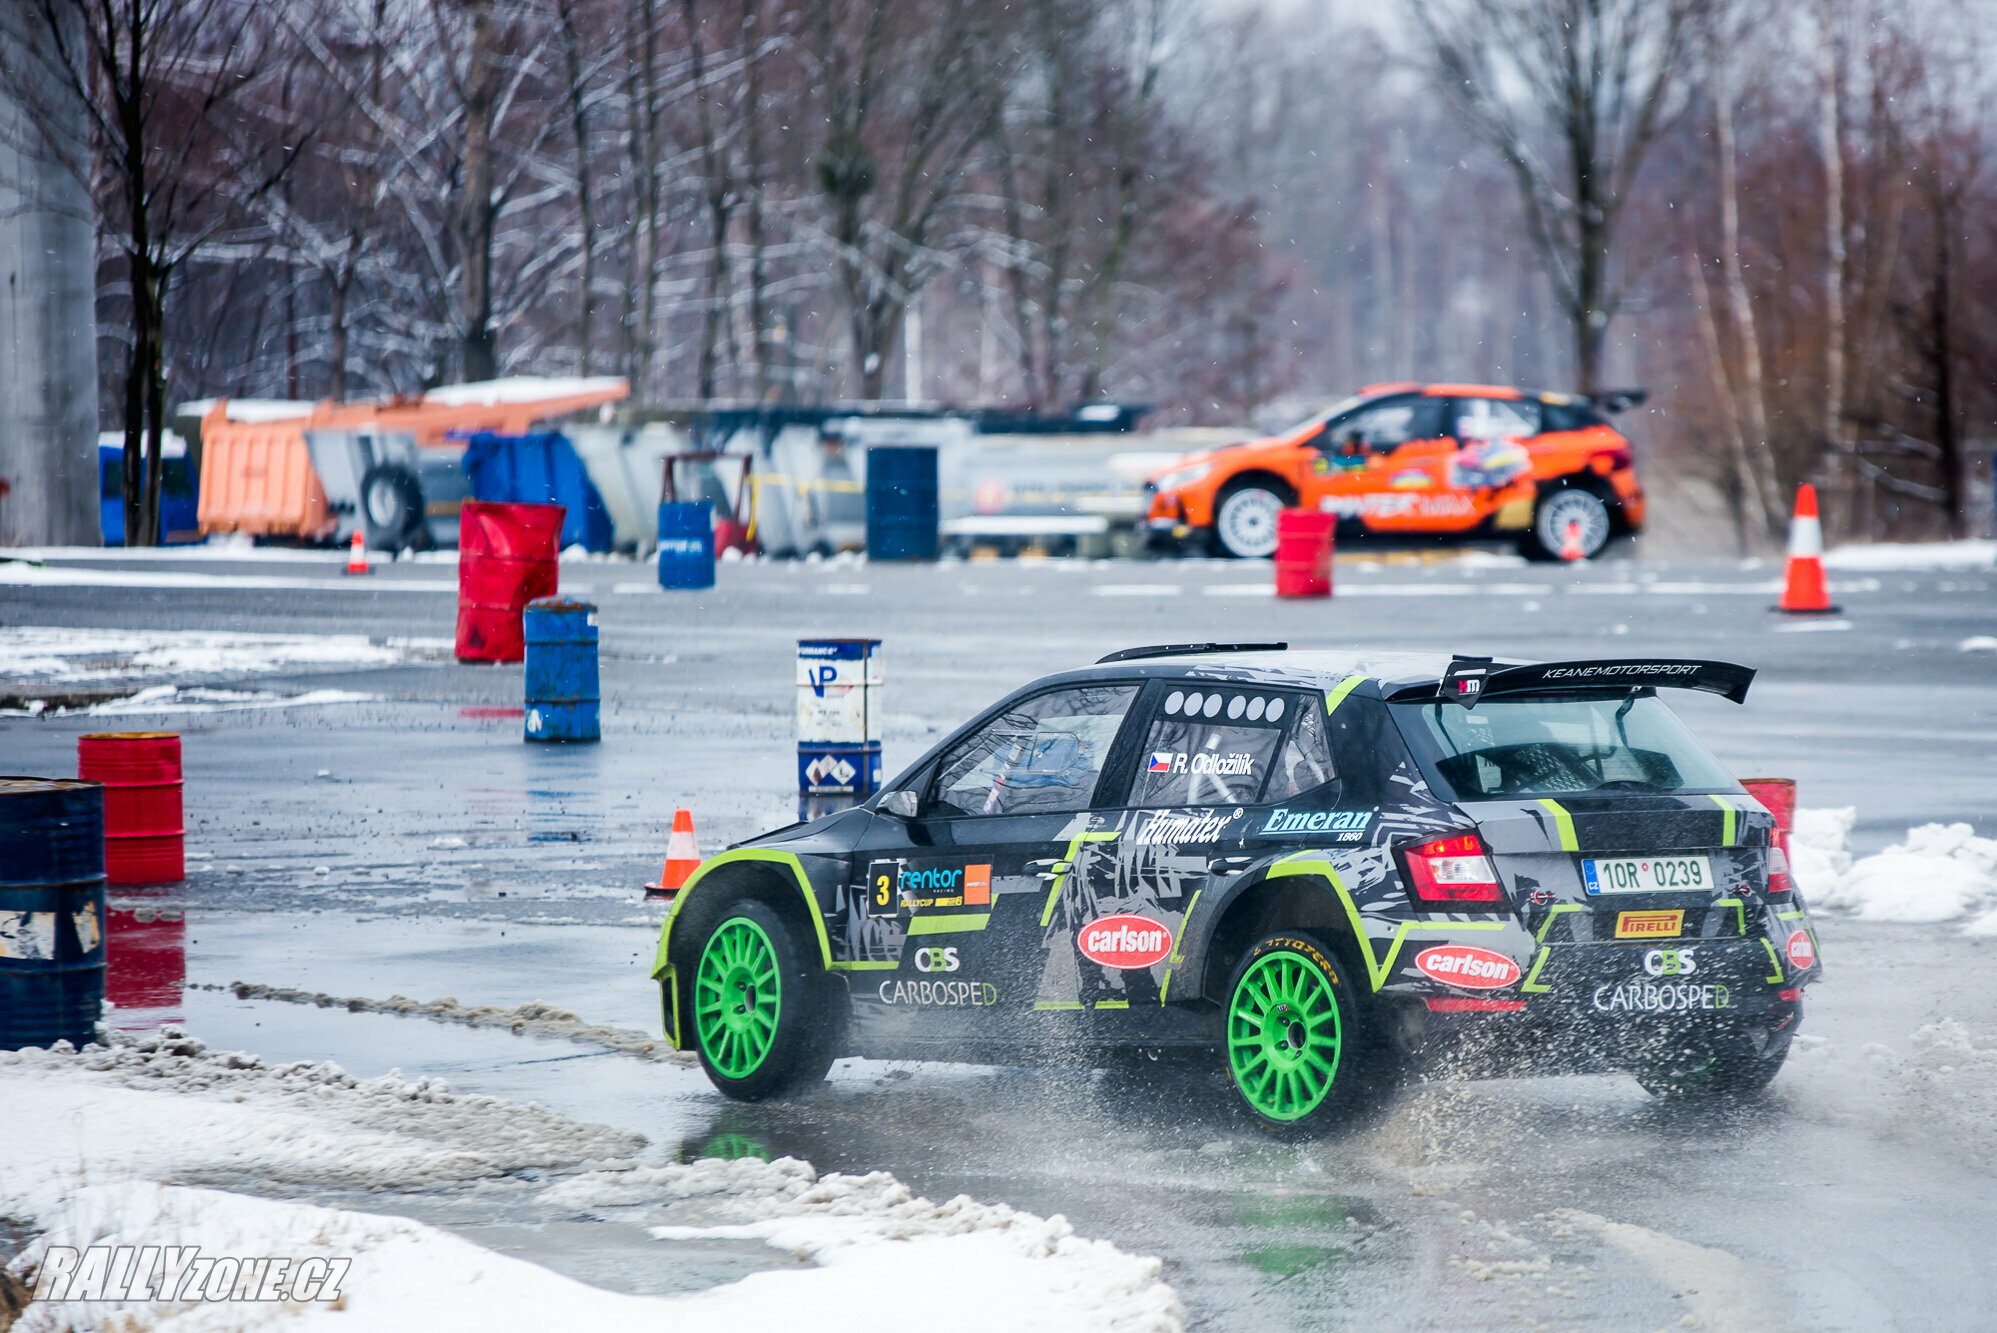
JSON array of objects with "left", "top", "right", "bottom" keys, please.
[{"left": 651, "top": 646, "right": 1820, "bottom": 1131}]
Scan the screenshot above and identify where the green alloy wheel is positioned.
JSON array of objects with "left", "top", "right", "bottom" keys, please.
[
  {"left": 1225, "top": 932, "right": 1370, "bottom": 1132},
  {"left": 689, "top": 897, "right": 837, "bottom": 1100},
  {"left": 695, "top": 916, "right": 782, "bottom": 1078}
]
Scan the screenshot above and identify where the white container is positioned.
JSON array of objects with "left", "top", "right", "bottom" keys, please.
[{"left": 797, "top": 639, "right": 882, "bottom": 745}]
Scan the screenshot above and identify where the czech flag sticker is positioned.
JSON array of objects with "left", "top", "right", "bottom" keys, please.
[{"left": 1148, "top": 751, "right": 1175, "bottom": 773}]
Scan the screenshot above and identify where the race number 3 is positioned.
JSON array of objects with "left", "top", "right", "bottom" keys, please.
[{"left": 865, "top": 860, "right": 902, "bottom": 917}]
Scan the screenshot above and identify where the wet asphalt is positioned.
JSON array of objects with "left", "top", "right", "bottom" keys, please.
[{"left": 3, "top": 544, "right": 1996, "bottom": 1329}]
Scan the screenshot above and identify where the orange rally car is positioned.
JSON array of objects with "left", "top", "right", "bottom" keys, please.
[{"left": 1142, "top": 383, "right": 1647, "bottom": 560}]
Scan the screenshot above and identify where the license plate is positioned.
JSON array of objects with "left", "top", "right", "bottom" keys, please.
[{"left": 1581, "top": 856, "right": 1713, "bottom": 894}]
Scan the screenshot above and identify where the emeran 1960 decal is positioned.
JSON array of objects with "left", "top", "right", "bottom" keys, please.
[{"left": 1259, "top": 808, "right": 1371, "bottom": 839}]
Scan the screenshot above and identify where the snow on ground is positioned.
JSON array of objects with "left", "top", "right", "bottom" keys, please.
[
  {"left": 0, "top": 627, "right": 449, "bottom": 682},
  {"left": 0, "top": 563, "right": 457, "bottom": 593},
  {"left": 0, "top": 1030, "right": 1183, "bottom": 1332},
  {"left": 1782, "top": 1019, "right": 1997, "bottom": 1173},
  {"left": 1795, "top": 807, "right": 1997, "bottom": 928},
  {"left": 1821, "top": 538, "right": 1997, "bottom": 570}
]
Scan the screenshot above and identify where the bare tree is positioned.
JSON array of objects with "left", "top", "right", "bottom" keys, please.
[
  {"left": 12, "top": 0, "right": 311, "bottom": 544},
  {"left": 1411, "top": 0, "right": 1699, "bottom": 393}
]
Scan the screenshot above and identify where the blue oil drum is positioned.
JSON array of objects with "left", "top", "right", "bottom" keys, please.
[
  {"left": 658, "top": 501, "right": 715, "bottom": 589},
  {"left": 0, "top": 778, "right": 107, "bottom": 1050},
  {"left": 523, "top": 598, "right": 600, "bottom": 743},
  {"left": 865, "top": 446, "right": 939, "bottom": 561}
]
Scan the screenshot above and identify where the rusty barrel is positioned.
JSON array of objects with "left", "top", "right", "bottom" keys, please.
[
  {"left": 523, "top": 597, "right": 600, "bottom": 743},
  {"left": 457, "top": 500, "right": 564, "bottom": 663},
  {"left": 1273, "top": 508, "right": 1334, "bottom": 599},
  {"left": 78, "top": 732, "right": 184, "bottom": 885},
  {"left": 0, "top": 778, "right": 107, "bottom": 1049}
]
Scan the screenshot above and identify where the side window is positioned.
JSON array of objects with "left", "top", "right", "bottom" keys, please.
[
  {"left": 1267, "top": 696, "right": 1336, "bottom": 801},
  {"left": 1128, "top": 687, "right": 1294, "bottom": 807},
  {"left": 931, "top": 684, "right": 1138, "bottom": 817},
  {"left": 1454, "top": 397, "right": 1541, "bottom": 442},
  {"left": 1323, "top": 396, "right": 1450, "bottom": 455}
]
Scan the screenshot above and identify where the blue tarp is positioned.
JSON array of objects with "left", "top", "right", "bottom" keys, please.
[{"left": 461, "top": 432, "right": 615, "bottom": 552}]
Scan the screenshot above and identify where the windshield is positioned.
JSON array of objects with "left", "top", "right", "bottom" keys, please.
[{"left": 1395, "top": 694, "right": 1738, "bottom": 799}]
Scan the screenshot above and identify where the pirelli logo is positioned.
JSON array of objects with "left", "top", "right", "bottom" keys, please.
[{"left": 1614, "top": 910, "right": 1684, "bottom": 939}]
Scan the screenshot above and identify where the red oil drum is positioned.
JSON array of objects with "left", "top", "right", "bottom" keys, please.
[
  {"left": 1273, "top": 508, "right": 1334, "bottom": 599},
  {"left": 105, "top": 901, "right": 186, "bottom": 1028},
  {"left": 457, "top": 500, "right": 565, "bottom": 663},
  {"left": 77, "top": 732, "right": 184, "bottom": 885}
]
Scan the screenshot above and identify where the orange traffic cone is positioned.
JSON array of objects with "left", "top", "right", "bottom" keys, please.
[
  {"left": 344, "top": 529, "right": 370, "bottom": 575},
  {"left": 1774, "top": 484, "right": 1839, "bottom": 614},
  {"left": 645, "top": 808, "right": 702, "bottom": 898},
  {"left": 1558, "top": 518, "right": 1586, "bottom": 562}
]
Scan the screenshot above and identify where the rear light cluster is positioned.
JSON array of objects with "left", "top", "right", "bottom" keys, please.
[
  {"left": 1765, "top": 843, "right": 1795, "bottom": 899},
  {"left": 1402, "top": 833, "right": 1506, "bottom": 907}
]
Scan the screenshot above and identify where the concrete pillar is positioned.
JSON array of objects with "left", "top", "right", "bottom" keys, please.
[{"left": 0, "top": 11, "right": 101, "bottom": 548}]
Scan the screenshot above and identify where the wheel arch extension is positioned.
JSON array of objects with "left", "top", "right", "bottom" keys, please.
[
  {"left": 652, "top": 849, "right": 835, "bottom": 983},
  {"left": 1186, "top": 861, "right": 1370, "bottom": 1005},
  {"left": 1216, "top": 469, "right": 1299, "bottom": 505}
]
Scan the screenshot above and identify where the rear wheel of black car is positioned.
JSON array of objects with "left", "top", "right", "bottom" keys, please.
[
  {"left": 1632, "top": 1024, "right": 1792, "bottom": 1098},
  {"left": 1223, "top": 931, "right": 1382, "bottom": 1134},
  {"left": 1519, "top": 483, "right": 1612, "bottom": 561},
  {"left": 1210, "top": 477, "right": 1296, "bottom": 559},
  {"left": 690, "top": 897, "right": 836, "bottom": 1101}
]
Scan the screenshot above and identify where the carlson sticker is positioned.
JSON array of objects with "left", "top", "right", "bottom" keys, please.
[
  {"left": 1077, "top": 915, "right": 1173, "bottom": 970},
  {"left": 1784, "top": 930, "right": 1817, "bottom": 970},
  {"left": 1413, "top": 945, "right": 1521, "bottom": 990}
]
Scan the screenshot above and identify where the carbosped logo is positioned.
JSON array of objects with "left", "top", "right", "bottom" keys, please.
[
  {"left": 1413, "top": 944, "right": 1520, "bottom": 990},
  {"left": 1641, "top": 947, "right": 1698, "bottom": 977},
  {"left": 878, "top": 978, "right": 997, "bottom": 1006},
  {"left": 1076, "top": 914, "right": 1173, "bottom": 970},
  {"left": 1592, "top": 980, "right": 1732, "bottom": 1013},
  {"left": 1785, "top": 929, "right": 1817, "bottom": 970},
  {"left": 913, "top": 946, "right": 959, "bottom": 973}
]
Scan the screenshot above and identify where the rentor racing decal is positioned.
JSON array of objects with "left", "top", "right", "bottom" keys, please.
[
  {"left": 1077, "top": 915, "right": 1174, "bottom": 970},
  {"left": 1414, "top": 945, "right": 1521, "bottom": 990}
]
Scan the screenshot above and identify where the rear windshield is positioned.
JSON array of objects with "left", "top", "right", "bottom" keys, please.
[{"left": 1394, "top": 694, "right": 1738, "bottom": 800}]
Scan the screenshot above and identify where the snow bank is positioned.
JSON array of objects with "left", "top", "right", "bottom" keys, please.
[
  {"left": 0, "top": 627, "right": 445, "bottom": 681},
  {"left": 0, "top": 1030, "right": 1183, "bottom": 1332},
  {"left": 1802, "top": 815, "right": 1997, "bottom": 926},
  {"left": 1782, "top": 1019, "right": 1997, "bottom": 1173},
  {"left": 1821, "top": 538, "right": 1996, "bottom": 570},
  {"left": 219, "top": 982, "right": 697, "bottom": 1065}
]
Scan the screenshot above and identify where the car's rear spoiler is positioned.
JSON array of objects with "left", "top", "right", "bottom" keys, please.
[{"left": 1394, "top": 656, "right": 1755, "bottom": 708}]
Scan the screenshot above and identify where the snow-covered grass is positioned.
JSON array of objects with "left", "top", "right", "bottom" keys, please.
[
  {"left": 0, "top": 627, "right": 449, "bottom": 682},
  {"left": 1821, "top": 538, "right": 1996, "bottom": 570},
  {"left": 0, "top": 1030, "right": 1183, "bottom": 1332},
  {"left": 1792, "top": 807, "right": 1997, "bottom": 931}
]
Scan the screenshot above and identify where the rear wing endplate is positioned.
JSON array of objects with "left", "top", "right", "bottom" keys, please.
[{"left": 1403, "top": 657, "right": 1755, "bottom": 708}]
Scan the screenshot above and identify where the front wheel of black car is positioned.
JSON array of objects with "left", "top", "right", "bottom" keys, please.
[
  {"left": 1223, "top": 932, "right": 1381, "bottom": 1134},
  {"left": 1632, "top": 1024, "right": 1793, "bottom": 1099},
  {"left": 690, "top": 897, "right": 835, "bottom": 1101}
]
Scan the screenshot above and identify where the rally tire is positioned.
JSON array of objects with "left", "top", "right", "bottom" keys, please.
[
  {"left": 1520, "top": 483, "right": 1612, "bottom": 561},
  {"left": 1210, "top": 478, "right": 1295, "bottom": 559},
  {"left": 1222, "top": 931, "right": 1381, "bottom": 1135},
  {"left": 1631, "top": 1021, "right": 1794, "bottom": 1099},
  {"left": 690, "top": 897, "right": 835, "bottom": 1101},
  {"left": 359, "top": 463, "right": 426, "bottom": 550}
]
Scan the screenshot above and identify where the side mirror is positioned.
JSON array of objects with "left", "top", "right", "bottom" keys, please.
[{"left": 879, "top": 789, "right": 920, "bottom": 819}]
